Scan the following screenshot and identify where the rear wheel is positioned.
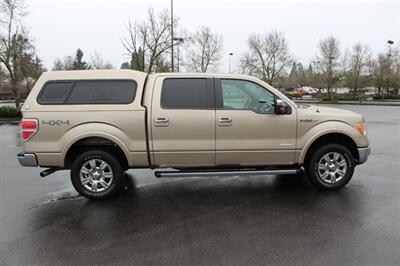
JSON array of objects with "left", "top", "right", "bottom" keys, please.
[
  {"left": 305, "top": 143, "right": 355, "bottom": 190},
  {"left": 71, "top": 150, "right": 123, "bottom": 199}
]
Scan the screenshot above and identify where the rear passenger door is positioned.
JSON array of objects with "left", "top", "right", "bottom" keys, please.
[{"left": 151, "top": 77, "right": 215, "bottom": 167}]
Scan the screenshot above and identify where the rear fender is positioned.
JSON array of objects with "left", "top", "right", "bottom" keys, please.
[{"left": 60, "top": 122, "right": 131, "bottom": 167}]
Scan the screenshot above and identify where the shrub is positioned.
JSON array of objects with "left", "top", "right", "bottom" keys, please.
[
  {"left": 372, "top": 95, "right": 400, "bottom": 100},
  {"left": 284, "top": 92, "right": 302, "bottom": 99},
  {"left": 0, "top": 106, "right": 22, "bottom": 118},
  {"left": 316, "top": 92, "right": 368, "bottom": 102}
]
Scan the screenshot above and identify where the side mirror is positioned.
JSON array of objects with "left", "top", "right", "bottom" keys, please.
[{"left": 275, "top": 99, "right": 290, "bottom": 115}]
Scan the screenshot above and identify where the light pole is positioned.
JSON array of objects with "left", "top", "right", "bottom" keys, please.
[
  {"left": 386, "top": 40, "right": 394, "bottom": 98},
  {"left": 173, "top": 37, "right": 184, "bottom": 72},
  {"left": 228, "top": 52, "right": 233, "bottom": 73},
  {"left": 171, "top": 0, "right": 174, "bottom": 72}
]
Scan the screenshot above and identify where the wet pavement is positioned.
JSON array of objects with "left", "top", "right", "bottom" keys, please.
[{"left": 1, "top": 105, "right": 400, "bottom": 265}]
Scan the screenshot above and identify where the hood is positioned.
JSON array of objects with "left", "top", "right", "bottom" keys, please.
[{"left": 297, "top": 104, "right": 364, "bottom": 126}]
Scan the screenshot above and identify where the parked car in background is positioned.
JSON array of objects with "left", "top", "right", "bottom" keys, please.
[
  {"left": 297, "top": 87, "right": 318, "bottom": 95},
  {"left": 284, "top": 87, "right": 303, "bottom": 98},
  {"left": 18, "top": 70, "right": 370, "bottom": 199},
  {"left": 284, "top": 87, "right": 298, "bottom": 96},
  {"left": 296, "top": 88, "right": 306, "bottom": 95}
]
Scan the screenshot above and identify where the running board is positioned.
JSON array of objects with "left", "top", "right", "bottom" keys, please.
[{"left": 155, "top": 169, "right": 300, "bottom": 178}]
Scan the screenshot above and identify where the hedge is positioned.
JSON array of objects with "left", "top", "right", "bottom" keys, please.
[{"left": 0, "top": 106, "right": 22, "bottom": 118}]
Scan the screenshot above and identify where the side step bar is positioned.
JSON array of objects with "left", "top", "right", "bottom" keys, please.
[{"left": 155, "top": 169, "right": 300, "bottom": 178}]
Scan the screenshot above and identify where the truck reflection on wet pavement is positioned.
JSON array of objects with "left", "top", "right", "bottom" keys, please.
[{"left": 1, "top": 105, "right": 400, "bottom": 265}]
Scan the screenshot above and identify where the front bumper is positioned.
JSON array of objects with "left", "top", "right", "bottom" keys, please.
[
  {"left": 357, "top": 147, "right": 370, "bottom": 164},
  {"left": 17, "top": 152, "right": 38, "bottom": 167}
]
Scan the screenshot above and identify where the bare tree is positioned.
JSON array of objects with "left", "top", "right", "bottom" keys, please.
[
  {"left": 52, "top": 56, "right": 74, "bottom": 71},
  {"left": 371, "top": 54, "right": 386, "bottom": 98},
  {"left": 371, "top": 46, "right": 400, "bottom": 98},
  {"left": 184, "top": 26, "right": 223, "bottom": 72},
  {"left": 344, "top": 43, "right": 371, "bottom": 100},
  {"left": 393, "top": 47, "right": 400, "bottom": 95},
  {"left": 121, "top": 8, "right": 176, "bottom": 73},
  {"left": 240, "top": 30, "right": 292, "bottom": 85},
  {"left": 0, "top": 0, "right": 32, "bottom": 106},
  {"left": 314, "top": 36, "right": 343, "bottom": 102},
  {"left": 121, "top": 20, "right": 146, "bottom": 71},
  {"left": 90, "top": 51, "right": 113, "bottom": 69},
  {"left": 0, "top": 64, "right": 5, "bottom": 80}
]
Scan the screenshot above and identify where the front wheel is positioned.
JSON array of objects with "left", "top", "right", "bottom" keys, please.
[
  {"left": 305, "top": 143, "right": 355, "bottom": 190},
  {"left": 71, "top": 150, "right": 123, "bottom": 199}
]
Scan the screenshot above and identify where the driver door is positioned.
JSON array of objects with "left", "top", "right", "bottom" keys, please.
[{"left": 215, "top": 78, "right": 297, "bottom": 166}]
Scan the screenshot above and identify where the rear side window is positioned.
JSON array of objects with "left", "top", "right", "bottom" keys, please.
[
  {"left": 67, "top": 80, "right": 135, "bottom": 104},
  {"left": 38, "top": 82, "right": 74, "bottom": 104},
  {"left": 38, "top": 80, "right": 136, "bottom": 104},
  {"left": 161, "top": 78, "right": 213, "bottom": 109}
]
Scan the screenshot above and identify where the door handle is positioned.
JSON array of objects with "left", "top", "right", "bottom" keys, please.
[
  {"left": 154, "top": 117, "right": 169, "bottom": 127},
  {"left": 218, "top": 117, "right": 232, "bottom": 126}
]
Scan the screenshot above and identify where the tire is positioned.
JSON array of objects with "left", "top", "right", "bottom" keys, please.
[
  {"left": 71, "top": 150, "right": 123, "bottom": 199},
  {"left": 305, "top": 143, "right": 355, "bottom": 191}
]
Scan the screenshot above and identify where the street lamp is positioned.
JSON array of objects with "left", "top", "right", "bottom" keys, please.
[
  {"left": 388, "top": 40, "right": 394, "bottom": 57},
  {"left": 228, "top": 52, "right": 234, "bottom": 73},
  {"left": 173, "top": 37, "right": 184, "bottom": 72}
]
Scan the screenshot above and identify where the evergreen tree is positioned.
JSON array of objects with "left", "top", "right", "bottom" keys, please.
[
  {"left": 72, "top": 49, "right": 90, "bottom": 70},
  {"left": 120, "top": 62, "right": 130, "bottom": 69},
  {"left": 297, "top": 63, "right": 306, "bottom": 85},
  {"left": 130, "top": 47, "right": 145, "bottom": 71},
  {"left": 289, "top": 61, "right": 298, "bottom": 82},
  {"left": 307, "top": 63, "right": 313, "bottom": 76}
]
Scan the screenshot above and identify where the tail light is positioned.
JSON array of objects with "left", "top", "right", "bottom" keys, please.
[{"left": 21, "top": 119, "right": 38, "bottom": 141}]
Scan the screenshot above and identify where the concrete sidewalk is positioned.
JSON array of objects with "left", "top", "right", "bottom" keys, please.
[{"left": 294, "top": 99, "right": 400, "bottom": 106}]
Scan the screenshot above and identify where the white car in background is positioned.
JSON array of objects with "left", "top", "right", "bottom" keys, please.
[{"left": 300, "top": 87, "right": 319, "bottom": 95}]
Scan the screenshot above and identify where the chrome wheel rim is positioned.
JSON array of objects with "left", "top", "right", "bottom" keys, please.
[
  {"left": 317, "top": 152, "right": 347, "bottom": 184},
  {"left": 80, "top": 159, "right": 113, "bottom": 192}
]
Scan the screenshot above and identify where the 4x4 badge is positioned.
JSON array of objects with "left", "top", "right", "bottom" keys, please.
[
  {"left": 300, "top": 118, "right": 318, "bottom": 123},
  {"left": 42, "top": 120, "right": 69, "bottom": 126}
]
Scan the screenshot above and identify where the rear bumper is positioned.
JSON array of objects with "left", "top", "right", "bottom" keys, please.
[
  {"left": 357, "top": 147, "right": 370, "bottom": 164},
  {"left": 17, "top": 152, "right": 38, "bottom": 167}
]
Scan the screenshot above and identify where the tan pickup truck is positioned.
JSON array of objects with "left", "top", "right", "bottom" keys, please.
[{"left": 18, "top": 70, "right": 370, "bottom": 199}]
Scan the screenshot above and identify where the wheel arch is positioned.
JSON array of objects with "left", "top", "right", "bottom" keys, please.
[
  {"left": 300, "top": 132, "right": 359, "bottom": 166},
  {"left": 64, "top": 136, "right": 130, "bottom": 170},
  {"left": 60, "top": 123, "right": 132, "bottom": 168}
]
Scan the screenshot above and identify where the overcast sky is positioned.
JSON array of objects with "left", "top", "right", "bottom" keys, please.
[{"left": 25, "top": 0, "right": 399, "bottom": 72}]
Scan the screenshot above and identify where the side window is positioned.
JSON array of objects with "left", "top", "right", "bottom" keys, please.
[
  {"left": 161, "top": 78, "right": 213, "bottom": 109},
  {"left": 38, "top": 82, "right": 74, "bottom": 104},
  {"left": 38, "top": 80, "right": 136, "bottom": 104},
  {"left": 221, "top": 79, "right": 275, "bottom": 113},
  {"left": 66, "top": 80, "right": 136, "bottom": 104}
]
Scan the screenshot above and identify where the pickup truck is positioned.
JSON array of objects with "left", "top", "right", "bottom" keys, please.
[{"left": 18, "top": 70, "right": 370, "bottom": 199}]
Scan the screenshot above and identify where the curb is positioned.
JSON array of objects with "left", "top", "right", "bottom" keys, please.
[{"left": 0, "top": 118, "right": 21, "bottom": 125}]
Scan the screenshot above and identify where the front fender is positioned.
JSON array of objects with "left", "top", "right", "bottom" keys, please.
[
  {"left": 59, "top": 122, "right": 132, "bottom": 167},
  {"left": 297, "top": 121, "right": 369, "bottom": 164}
]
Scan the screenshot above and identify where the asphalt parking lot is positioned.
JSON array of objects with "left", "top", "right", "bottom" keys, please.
[{"left": 1, "top": 105, "right": 400, "bottom": 265}]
